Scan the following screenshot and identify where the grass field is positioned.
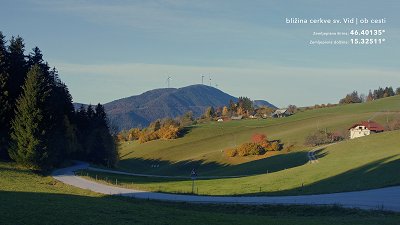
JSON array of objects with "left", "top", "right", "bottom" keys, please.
[
  {"left": 82, "top": 130, "right": 400, "bottom": 195},
  {"left": 117, "top": 95, "right": 400, "bottom": 177},
  {"left": 3, "top": 161, "right": 400, "bottom": 225},
  {"left": 79, "top": 96, "right": 400, "bottom": 196},
  {"left": 2, "top": 97, "right": 400, "bottom": 224}
]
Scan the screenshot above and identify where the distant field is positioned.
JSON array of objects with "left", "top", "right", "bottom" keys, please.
[
  {"left": 117, "top": 95, "right": 400, "bottom": 177},
  {"left": 3, "top": 162, "right": 400, "bottom": 225}
]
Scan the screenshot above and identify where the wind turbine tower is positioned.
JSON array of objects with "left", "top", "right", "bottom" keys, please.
[
  {"left": 167, "top": 76, "right": 171, "bottom": 88},
  {"left": 201, "top": 75, "right": 204, "bottom": 85}
]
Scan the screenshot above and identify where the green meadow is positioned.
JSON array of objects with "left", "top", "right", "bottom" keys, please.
[
  {"left": 1, "top": 161, "right": 400, "bottom": 225},
  {"left": 80, "top": 96, "right": 400, "bottom": 195}
]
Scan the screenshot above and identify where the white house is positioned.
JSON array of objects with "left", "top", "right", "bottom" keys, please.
[{"left": 348, "top": 121, "right": 385, "bottom": 139}]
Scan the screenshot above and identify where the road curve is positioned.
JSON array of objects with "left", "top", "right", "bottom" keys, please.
[{"left": 52, "top": 162, "right": 400, "bottom": 212}]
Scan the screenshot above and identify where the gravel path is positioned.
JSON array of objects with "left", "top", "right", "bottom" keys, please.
[{"left": 52, "top": 161, "right": 400, "bottom": 212}]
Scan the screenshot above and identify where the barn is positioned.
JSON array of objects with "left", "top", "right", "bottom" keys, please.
[{"left": 348, "top": 121, "right": 385, "bottom": 139}]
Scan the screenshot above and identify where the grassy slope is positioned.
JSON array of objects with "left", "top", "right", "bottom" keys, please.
[
  {"left": 2, "top": 162, "right": 400, "bottom": 225},
  {"left": 80, "top": 96, "right": 400, "bottom": 195},
  {"left": 117, "top": 95, "right": 400, "bottom": 176},
  {"left": 82, "top": 130, "right": 400, "bottom": 195}
]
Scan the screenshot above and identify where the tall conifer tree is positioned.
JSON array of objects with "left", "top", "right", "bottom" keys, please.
[
  {"left": 0, "top": 32, "right": 11, "bottom": 159},
  {"left": 9, "top": 65, "right": 52, "bottom": 170}
]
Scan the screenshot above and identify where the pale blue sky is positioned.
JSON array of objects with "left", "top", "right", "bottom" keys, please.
[{"left": 1, "top": 0, "right": 399, "bottom": 107}]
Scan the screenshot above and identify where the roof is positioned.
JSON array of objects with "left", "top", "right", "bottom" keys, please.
[
  {"left": 349, "top": 121, "right": 385, "bottom": 132},
  {"left": 274, "top": 109, "right": 288, "bottom": 114},
  {"left": 231, "top": 115, "right": 243, "bottom": 120}
]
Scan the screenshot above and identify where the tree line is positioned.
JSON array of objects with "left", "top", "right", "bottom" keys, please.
[
  {"left": 117, "top": 112, "right": 195, "bottom": 143},
  {"left": 0, "top": 32, "right": 118, "bottom": 171},
  {"left": 201, "top": 97, "right": 287, "bottom": 120},
  {"left": 339, "top": 86, "right": 400, "bottom": 104}
]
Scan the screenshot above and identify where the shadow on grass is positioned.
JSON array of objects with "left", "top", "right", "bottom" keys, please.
[
  {"left": 249, "top": 155, "right": 400, "bottom": 196},
  {"left": 0, "top": 162, "right": 34, "bottom": 175},
  {"left": 1, "top": 190, "right": 396, "bottom": 225},
  {"left": 116, "top": 149, "right": 322, "bottom": 177}
]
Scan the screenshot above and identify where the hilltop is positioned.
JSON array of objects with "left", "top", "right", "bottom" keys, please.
[{"left": 75, "top": 85, "right": 276, "bottom": 130}]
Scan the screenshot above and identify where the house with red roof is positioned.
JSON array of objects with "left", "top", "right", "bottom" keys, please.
[{"left": 348, "top": 121, "right": 385, "bottom": 139}]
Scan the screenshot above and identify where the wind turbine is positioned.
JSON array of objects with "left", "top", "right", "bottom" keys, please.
[
  {"left": 166, "top": 76, "right": 171, "bottom": 88},
  {"left": 201, "top": 75, "right": 204, "bottom": 85},
  {"left": 209, "top": 76, "right": 212, "bottom": 86}
]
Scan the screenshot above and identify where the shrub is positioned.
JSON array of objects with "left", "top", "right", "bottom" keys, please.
[
  {"left": 117, "top": 133, "right": 126, "bottom": 142},
  {"left": 138, "top": 131, "right": 159, "bottom": 143},
  {"left": 387, "top": 117, "right": 400, "bottom": 131},
  {"left": 270, "top": 141, "right": 280, "bottom": 151},
  {"left": 305, "top": 129, "right": 343, "bottom": 146},
  {"left": 127, "top": 128, "right": 141, "bottom": 141},
  {"left": 284, "top": 144, "right": 295, "bottom": 152},
  {"left": 158, "top": 125, "right": 180, "bottom": 139},
  {"left": 237, "top": 143, "right": 265, "bottom": 156},
  {"left": 225, "top": 148, "right": 238, "bottom": 157},
  {"left": 252, "top": 133, "right": 267, "bottom": 144}
]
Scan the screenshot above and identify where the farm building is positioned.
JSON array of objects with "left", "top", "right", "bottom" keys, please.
[
  {"left": 231, "top": 115, "right": 243, "bottom": 120},
  {"left": 271, "top": 109, "right": 292, "bottom": 118},
  {"left": 348, "top": 121, "right": 385, "bottom": 139}
]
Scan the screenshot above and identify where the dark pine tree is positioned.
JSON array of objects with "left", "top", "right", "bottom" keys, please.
[
  {"left": 0, "top": 32, "right": 11, "bottom": 159},
  {"left": 86, "top": 104, "right": 118, "bottom": 167},
  {"left": 9, "top": 65, "right": 53, "bottom": 171},
  {"left": 7, "top": 36, "right": 28, "bottom": 106}
]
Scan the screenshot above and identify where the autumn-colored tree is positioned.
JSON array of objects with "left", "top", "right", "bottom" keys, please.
[
  {"left": 237, "top": 143, "right": 265, "bottom": 156},
  {"left": 158, "top": 125, "right": 180, "bottom": 139},
  {"left": 117, "top": 133, "right": 126, "bottom": 142},
  {"left": 367, "top": 90, "right": 374, "bottom": 101},
  {"left": 128, "top": 128, "right": 141, "bottom": 140},
  {"left": 222, "top": 106, "right": 229, "bottom": 117},
  {"left": 204, "top": 106, "right": 215, "bottom": 119},
  {"left": 225, "top": 148, "right": 237, "bottom": 157},
  {"left": 252, "top": 133, "right": 267, "bottom": 144},
  {"left": 287, "top": 105, "right": 297, "bottom": 114},
  {"left": 236, "top": 107, "right": 245, "bottom": 115}
]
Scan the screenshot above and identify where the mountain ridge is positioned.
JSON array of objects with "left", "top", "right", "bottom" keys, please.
[{"left": 74, "top": 84, "right": 276, "bottom": 130}]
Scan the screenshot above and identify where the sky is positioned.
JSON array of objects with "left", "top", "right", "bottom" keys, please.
[{"left": 1, "top": 0, "right": 399, "bottom": 107}]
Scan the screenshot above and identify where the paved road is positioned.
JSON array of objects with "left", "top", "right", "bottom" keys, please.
[{"left": 52, "top": 162, "right": 400, "bottom": 212}]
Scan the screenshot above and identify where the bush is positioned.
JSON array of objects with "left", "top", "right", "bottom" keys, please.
[
  {"left": 158, "top": 125, "right": 180, "bottom": 139},
  {"left": 305, "top": 129, "right": 343, "bottom": 146},
  {"left": 284, "top": 144, "right": 295, "bottom": 152},
  {"left": 387, "top": 117, "right": 400, "bottom": 131},
  {"left": 225, "top": 148, "right": 238, "bottom": 157},
  {"left": 237, "top": 143, "right": 265, "bottom": 156},
  {"left": 127, "top": 128, "right": 141, "bottom": 141},
  {"left": 138, "top": 131, "right": 159, "bottom": 143},
  {"left": 270, "top": 141, "right": 280, "bottom": 151},
  {"left": 252, "top": 133, "right": 267, "bottom": 144}
]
